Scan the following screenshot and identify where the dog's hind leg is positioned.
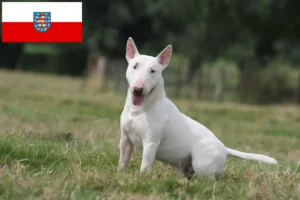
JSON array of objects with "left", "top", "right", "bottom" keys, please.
[{"left": 191, "top": 140, "right": 227, "bottom": 179}]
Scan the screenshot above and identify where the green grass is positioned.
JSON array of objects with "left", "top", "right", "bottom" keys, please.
[{"left": 0, "top": 69, "right": 299, "bottom": 199}]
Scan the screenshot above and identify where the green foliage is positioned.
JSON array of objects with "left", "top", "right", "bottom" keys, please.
[
  {"left": 238, "top": 62, "right": 298, "bottom": 104},
  {"left": 21, "top": 0, "right": 300, "bottom": 61},
  {"left": 257, "top": 71, "right": 295, "bottom": 104},
  {"left": 2, "top": 0, "right": 300, "bottom": 104}
]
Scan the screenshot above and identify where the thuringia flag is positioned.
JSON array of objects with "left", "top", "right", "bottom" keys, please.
[{"left": 2, "top": 2, "right": 82, "bottom": 42}]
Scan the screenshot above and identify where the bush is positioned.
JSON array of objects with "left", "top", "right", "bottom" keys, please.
[{"left": 238, "top": 61, "right": 296, "bottom": 104}]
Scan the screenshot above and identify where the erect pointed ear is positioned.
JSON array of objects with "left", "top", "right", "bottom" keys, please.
[
  {"left": 126, "top": 37, "right": 140, "bottom": 62},
  {"left": 156, "top": 45, "right": 172, "bottom": 68}
]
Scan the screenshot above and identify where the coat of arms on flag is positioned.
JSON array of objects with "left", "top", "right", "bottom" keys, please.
[{"left": 33, "top": 12, "right": 51, "bottom": 32}]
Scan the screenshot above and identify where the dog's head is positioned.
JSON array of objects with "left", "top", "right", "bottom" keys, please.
[{"left": 125, "top": 37, "right": 172, "bottom": 106}]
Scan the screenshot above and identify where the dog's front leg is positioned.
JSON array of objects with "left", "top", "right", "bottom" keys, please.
[
  {"left": 118, "top": 131, "right": 133, "bottom": 171},
  {"left": 140, "top": 141, "right": 160, "bottom": 173}
]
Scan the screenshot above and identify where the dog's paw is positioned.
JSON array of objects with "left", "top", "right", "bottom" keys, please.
[
  {"left": 117, "top": 166, "right": 126, "bottom": 172},
  {"left": 140, "top": 167, "right": 152, "bottom": 174}
]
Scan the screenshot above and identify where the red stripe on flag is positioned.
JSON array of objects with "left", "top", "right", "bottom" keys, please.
[{"left": 2, "top": 22, "right": 82, "bottom": 42}]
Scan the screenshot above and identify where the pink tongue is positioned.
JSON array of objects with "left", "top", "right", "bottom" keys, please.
[{"left": 132, "top": 95, "right": 145, "bottom": 106}]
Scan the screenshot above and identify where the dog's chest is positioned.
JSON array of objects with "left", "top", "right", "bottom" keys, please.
[{"left": 121, "top": 112, "right": 150, "bottom": 150}]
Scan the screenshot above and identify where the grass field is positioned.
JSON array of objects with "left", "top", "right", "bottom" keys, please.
[{"left": 0, "top": 69, "right": 299, "bottom": 200}]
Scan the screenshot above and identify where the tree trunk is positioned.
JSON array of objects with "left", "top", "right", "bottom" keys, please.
[
  {"left": 214, "top": 67, "right": 226, "bottom": 102},
  {"left": 186, "top": 56, "right": 201, "bottom": 84},
  {"left": 196, "top": 64, "right": 203, "bottom": 99},
  {"left": 174, "top": 60, "right": 183, "bottom": 98},
  {"left": 0, "top": 42, "right": 24, "bottom": 70},
  {"left": 297, "top": 74, "right": 300, "bottom": 104}
]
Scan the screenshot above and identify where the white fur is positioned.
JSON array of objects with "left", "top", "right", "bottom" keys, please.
[{"left": 118, "top": 37, "right": 278, "bottom": 178}]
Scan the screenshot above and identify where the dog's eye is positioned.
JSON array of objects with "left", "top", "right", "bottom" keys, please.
[
  {"left": 133, "top": 63, "right": 138, "bottom": 69},
  {"left": 151, "top": 69, "right": 155, "bottom": 73}
]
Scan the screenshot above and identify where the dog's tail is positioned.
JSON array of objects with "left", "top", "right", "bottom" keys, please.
[{"left": 226, "top": 148, "right": 278, "bottom": 164}]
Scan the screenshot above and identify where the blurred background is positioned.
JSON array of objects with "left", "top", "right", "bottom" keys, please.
[{"left": 1, "top": 0, "right": 300, "bottom": 104}]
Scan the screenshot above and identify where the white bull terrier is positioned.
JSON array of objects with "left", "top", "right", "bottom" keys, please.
[{"left": 118, "top": 37, "right": 277, "bottom": 178}]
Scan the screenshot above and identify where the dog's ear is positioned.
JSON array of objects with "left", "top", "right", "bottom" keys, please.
[
  {"left": 126, "top": 37, "right": 140, "bottom": 62},
  {"left": 156, "top": 45, "right": 172, "bottom": 68}
]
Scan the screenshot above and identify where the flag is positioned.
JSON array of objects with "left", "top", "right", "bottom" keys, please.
[{"left": 2, "top": 2, "right": 82, "bottom": 43}]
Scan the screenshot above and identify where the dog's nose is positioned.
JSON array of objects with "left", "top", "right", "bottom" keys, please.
[{"left": 133, "top": 87, "right": 143, "bottom": 96}]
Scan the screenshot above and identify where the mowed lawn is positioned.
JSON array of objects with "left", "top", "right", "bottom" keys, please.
[{"left": 0, "top": 69, "right": 299, "bottom": 200}]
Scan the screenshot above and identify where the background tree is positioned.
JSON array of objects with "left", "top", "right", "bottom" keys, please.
[{"left": 0, "top": 0, "right": 299, "bottom": 103}]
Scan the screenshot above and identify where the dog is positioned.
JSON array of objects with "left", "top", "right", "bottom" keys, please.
[{"left": 118, "top": 37, "right": 277, "bottom": 179}]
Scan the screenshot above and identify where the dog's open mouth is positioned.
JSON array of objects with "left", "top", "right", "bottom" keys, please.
[
  {"left": 132, "top": 88, "right": 155, "bottom": 106},
  {"left": 132, "top": 94, "right": 145, "bottom": 106}
]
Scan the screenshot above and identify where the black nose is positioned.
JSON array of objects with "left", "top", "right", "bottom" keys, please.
[{"left": 133, "top": 87, "right": 143, "bottom": 96}]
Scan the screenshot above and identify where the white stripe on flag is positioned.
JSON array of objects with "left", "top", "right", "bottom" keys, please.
[{"left": 2, "top": 2, "right": 82, "bottom": 22}]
